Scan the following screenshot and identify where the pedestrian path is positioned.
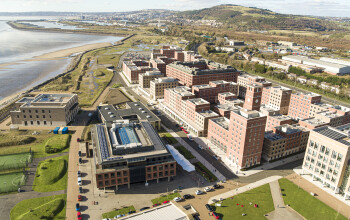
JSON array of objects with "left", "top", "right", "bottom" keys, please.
[
  {"left": 266, "top": 180, "right": 304, "bottom": 220},
  {"left": 162, "top": 124, "right": 226, "bottom": 182},
  {"left": 208, "top": 176, "right": 282, "bottom": 203}
]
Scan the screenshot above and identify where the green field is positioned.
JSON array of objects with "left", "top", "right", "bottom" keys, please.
[
  {"left": 44, "top": 134, "right": 71, "bottom": 154},
  {"left": 0, "top": 153, "right": 32, "bottom": 171},
  {"left": 0, "top": 172, "right": 25, "bottom": 193},
  {"left": 102, "top": 206, "right": 136, "bottom": 218},
  {"left": 151, "top": 192, "right": 181, "bottom": 204},
  {"left": 10, "top": 194, "right": 66, "bottom": 220},
  {"left": 279, "top": 178, "right": 347, "bottom": 220},
  {"left": 33, "top": 155, "right": 68, "bottom": 192},
  {"left": 212, "top": 184, "right": 274, "bottom": 219}
]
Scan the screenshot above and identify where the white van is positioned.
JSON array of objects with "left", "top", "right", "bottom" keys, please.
[{"left": 78, "top": 177, "right": 82, "bottom": 186}]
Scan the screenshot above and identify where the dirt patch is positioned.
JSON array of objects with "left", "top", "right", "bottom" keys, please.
[{"left": 103, "top": 88, "right": 131, "bottom": 105}]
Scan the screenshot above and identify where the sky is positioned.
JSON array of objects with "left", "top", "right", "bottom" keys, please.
[{"left": 1, "top": 0, "right": 349, "bottom": 17}]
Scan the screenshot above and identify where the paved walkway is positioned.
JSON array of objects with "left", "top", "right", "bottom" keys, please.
[
  {"left": 162, "top": 124, "right": 226, "bottom": 182},
  {"left": 0, "top": 190, "right": 65, "bottom": 220},
  {"left": 208, "top": 176, "right": 282, "bottom": 204},
  {"left": 266, "top": 180, "right": 304, "bottom": 220}
]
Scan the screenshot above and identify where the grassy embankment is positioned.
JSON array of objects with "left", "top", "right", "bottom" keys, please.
[
  {"left": 102, "top": 206, "right": 136, "bottom": 219},
  {"left": 33, "top": 154, "right": 69, "bottom": 192},
  {"left": 0, "top": 130, "right": 70, "bottom": 158},
  {"left": 151, "top": 192, "right": 182, "bottom": 204},
  {"left": 10, "top": 194, "right": 67, "bottom": 220}
]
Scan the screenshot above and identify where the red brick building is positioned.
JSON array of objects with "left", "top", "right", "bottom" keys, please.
[
  {"left": 191, "top": 81, "right": 238, "bottom": 103},
  {"left": 261, "top": 86, "right": 292, "bottom": 115},
  {"left": 122, "top": 60, "right": 155, "bottom": 83},
  {"left": 288, "top": 92, "right": 322, "bottom": 120},
  {"left": 243, "top": 84, "right": 263, "bottom": 111}
]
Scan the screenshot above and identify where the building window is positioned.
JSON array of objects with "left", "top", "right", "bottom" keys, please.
[
  {"left": 105, "top": 181, "right": 109, "bottom": 186},
  {"left": 111, "top": 173, "right": 115, "bottom": 178},
  {"left": 23, "top": 115, "right": 26, "bottom": 118},
  {"left": 117, "top": 172, "right": 121, "bottom": 177},
  {"left": 147, "top": 174, "right": 151, "bottom": 179},
  {"left": 97, "top": 175, "right": 102, "bottom": 180},
  {"left": 98, "top": 181, "right": 103, "bottom": 187},
  {"left": 104, "top": 174, "right": 109, "bottom": 178},
  {"left": 42, "top": 110, "right": 45, "bottom": 113},
  {"left": 123, "top": 171, "right": 127, "bottom": 176},
  {"left": 111, "top": 179, "right": 116, "bottom": 184},
  {"left": 147, "top": 167, "right": 151, "bottom": 172}
]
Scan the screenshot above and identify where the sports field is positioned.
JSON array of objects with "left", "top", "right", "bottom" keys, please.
[
  {"left": 0, "top": 153, "right": 32, "bottom": 171},
  {"left": 0, "top": 172, "right": 25, "bottom": 193}
]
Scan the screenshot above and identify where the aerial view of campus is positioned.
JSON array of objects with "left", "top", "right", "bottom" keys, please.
[{"left": 1, "top": 0, "right": 350, "bottom": 219}]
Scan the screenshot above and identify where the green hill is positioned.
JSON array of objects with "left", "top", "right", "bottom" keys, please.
[{"left": 177, "top": 4, "right": 344, "bottom": 32}]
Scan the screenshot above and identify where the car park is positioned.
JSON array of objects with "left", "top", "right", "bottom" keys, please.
[
  {"left": 205, "top": 204, "right": 213, "bottom": 212},
  {"left": 204, "top": 187, "right": 212, "bottom": 192},
  {"left": 213, "top": 184, "right": 221, "bottom": 189},
  {"left": 75, "top": 203, "right": 80, "bottom": 211},
  {"left": 183, "top": 194, "right": 192, "bottom": 199},
  {"left": 195, "top": 190, "right": 204, "bottom": 195},
  {"left": 212, "top": 212, "right": 220, "bottom": 219},
  {"left": 79, "top": 187, "right": 83, "bottom": 193},
  {"left": 173, "top": 197, "right": 182, "bottom": 202},
  {"left": 140, "top": 207, "right": 150, "bottom": 211}
]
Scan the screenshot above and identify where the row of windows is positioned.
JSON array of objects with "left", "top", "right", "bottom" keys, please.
[{"left": 22, "top": 109, "right": 51, "bottom": 114}]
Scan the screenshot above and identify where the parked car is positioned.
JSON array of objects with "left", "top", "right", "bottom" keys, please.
[
  {"left": 152, "top": 203, "right": 160, "bottom": 207},
  {"left": 188, "top": 135, "right": 193, "bottom": 141},
  {"left": 77, "top": 138, "right": 81, "bottom": 142},
  {"left": 173, "top": 197, "right": 182, "bottom": 202},
  {"left": 212, "top": 212, "right": 220, "bottom": 219},
  {"left": 128, "top": 211, "right": 136, "bottom": 215},
  {"left": 79, "top": 187, "right": 83, "bottom": 193},
  {"left": 140, "top": 207, "right": 150, "bottom": 211},
  {"left": 78, "top": 177, "right": 82, "bottom": 186},
  {"left": 77, "top": 214, "right": 82, "bottom": 220},
  {"left": 77, "top": 212, "right": 81, "bottom": 216},
  {"left": 205, "top": 204, "right": 213, "bottom": 212},
  {"left": 183, "top": 194, "right": 192, "bottom": 199},
  {"left": 78, "top": 151, "right": 82, "bottom": 157},
  {"left": 75, "top": 203, "right": 80, "bottom": 211},
  {"left": 204, "top": 187, "right": 212, "bottom": 192},
  {"left": 162, "top": 200, "right": 169, "bottom": 204},
  {"left": 114, "top": 214, "right": 125, "bottom": 218},
  {"left": 77, "top": 171, "right": 81, "bottom": 177},
  {"left": 79, "top": 158, "right": 83, "bottom": 164},
  {"left": 213, "top": 184, "right": 221, "bottom": 189},
  {"left": 213, "top": 155, "right": 219, "bottom": 160},
  {"left": 197, "top": 144, "right": 203, "bottom": 150},
  {"left": 77, "top": 195, "right": 82, "bottom": 201},
  {"left": 183, "top": 130, "right": 189, "bottom": 134},
  {"left": 195, "top": 190, "right": 204, "bottom": 195}
]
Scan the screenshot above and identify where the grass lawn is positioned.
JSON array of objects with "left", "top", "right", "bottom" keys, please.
[
  {"left": 175, "top": 145, "right": 195, "bottom": 160},
  {"left": 0, "top": 153, "right": 32, "bottom": 171},
  {"left": 102, "top": 206, "right": 136, "bottom": 218},
  {"left": 151, "top": 192, "right": 181, "bottom": 204},
  {"left": 10, "top": 194, "right": 66, "bottom": 220},
  {"left": 159, "top": 132, "right": 178, "bottom": 145},
  {"left": 279, "top": 178, "right": 347, "bottom": 220},
  {"left": 194, "top": 162, "right": 218, "bottom": 182},
  {"left": 33, "top": 155, "right": 68, "bottom": 192},
  {"left": 213, "top": 184, "right": 274, "bottom": 219}
]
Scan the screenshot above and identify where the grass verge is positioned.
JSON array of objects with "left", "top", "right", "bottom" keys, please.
[
  {"left": 175, "top": 146, "right": 195, "bottom": 160},
  {"left": 151, "top": 192, "right": 181, "bottom": 204},
  {"left": 279, "top": 178, "right": 347, "bottom": 220},
  {"left": 33, "top": 155, "right": 68, "bottom": 192},
  {"left": 102, "top": 206, "right": 136, "bottom": 219},
  {"left": 212, "top": 184, "right": 274, "bottom": 219},
  {"left": 10, "top": 194, "right": 66, "bottom": 220},
  {"left": 194, "top": 162, "right": 218, "bottom": 182}
]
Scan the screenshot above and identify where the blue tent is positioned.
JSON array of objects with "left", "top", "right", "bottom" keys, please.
[{"left": 53, "top": 127, "right": 60, "bottom": 134}]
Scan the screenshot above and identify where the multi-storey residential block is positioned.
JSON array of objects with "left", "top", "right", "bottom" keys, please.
[
  {"left": 91, "top": 120, "right": 176, "bottom": 190},
  {"left": 299, "top": 118, "right": 329, "bottom": 130},
  {"left": 217, "top": 92, "right": 237, "bottom": 104},
  {"left": 149, "top": 57, "right": 177, "bottom": 74},
  {"left": 263, "top": 124, "right": 309, "bottom": 161},
  {"left": 265, "top": 114, "right": 295, "bottom": 131},
  {"left": 237, "top": 74, "right": 271, "bottom": 98},
  {"left": 261, "top": 86, "right": 292, "bottom": 115},
  {"left": 122, "top": 60, "right": 156, "bottom": 83},
  {"left": 302, "top": 124, "right": 350, "bottom": 199},
  {"left": 161, "top": 87, "right": 219, "bottom": 136},
  {"left": 214, "top": 104, "right": 239, "bottom": 118},
  {"left": 139, "top": 71, "right": 164, "bottom": 88},
  {"left": 191, "top": 81, "right": 238, "bottom": 103},
  {"left": 10, "top": 93, "right": 79, "bottom": 126},
  {"left": 288, "top": 92, "right": 322, "bottom": 120},
  {"left": 208, "top": 108, "right": 267, "bottom": 168},
  {"left": 150, "top": 77, "right": 179, "bottom": 100},
  {"left": 166, "top": 61, "right": 239, "bottom": 87}
]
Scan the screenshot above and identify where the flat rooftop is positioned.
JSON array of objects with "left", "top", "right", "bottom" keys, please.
[
  {"left": 300, "top": 117, "right": 328, "bottom": 126},
  {"left": 98, "top": 102, "right": 160, "bottom": 123},
  {"left": 197, "top": 110, "right": 219, "bottom": 118},
  {"left": 192, "top": 84, "right": 212, "bottom": 89},
  {"left": 314, "top": 124, "right": 350, "bottom": 147},
  {"left": 219, "top": 92, "right": 236, "bottom": 97},
  {"left": 293, "top": 92, "right": 321, "bottom": 98},
  {"left": 216, "top": 104, "right": 239, "bottom": 111},
  {"left": 187, "top": 98, "right": 209, "bottom": 105},
  {"left": 18, "top": 93, "right": 76, "bottom": 107},
  {"left": 152, "top": 77, "right": 178, "bottom": 83},
  {"left": 141, "top": 71, "right": 163, "bottom": 76},
  {"left": 211, "top": 117, "right": 230, "bottom": 130},
  {"left": 170, "top": 86, "right": 193, "bottom": 97},
  {"left": 275, "top": 124, "right": 307, "bottom": 134},
  {"left": 233, "top": 108, "right": 265, "bottom": 119},
  {"left": 264, "top": 132, "right": 285, "bottom": 141}
]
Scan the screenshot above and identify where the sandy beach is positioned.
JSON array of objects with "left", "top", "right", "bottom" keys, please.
[{"left": 34, "top": 42, "right": 113, "bottom": 59}]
